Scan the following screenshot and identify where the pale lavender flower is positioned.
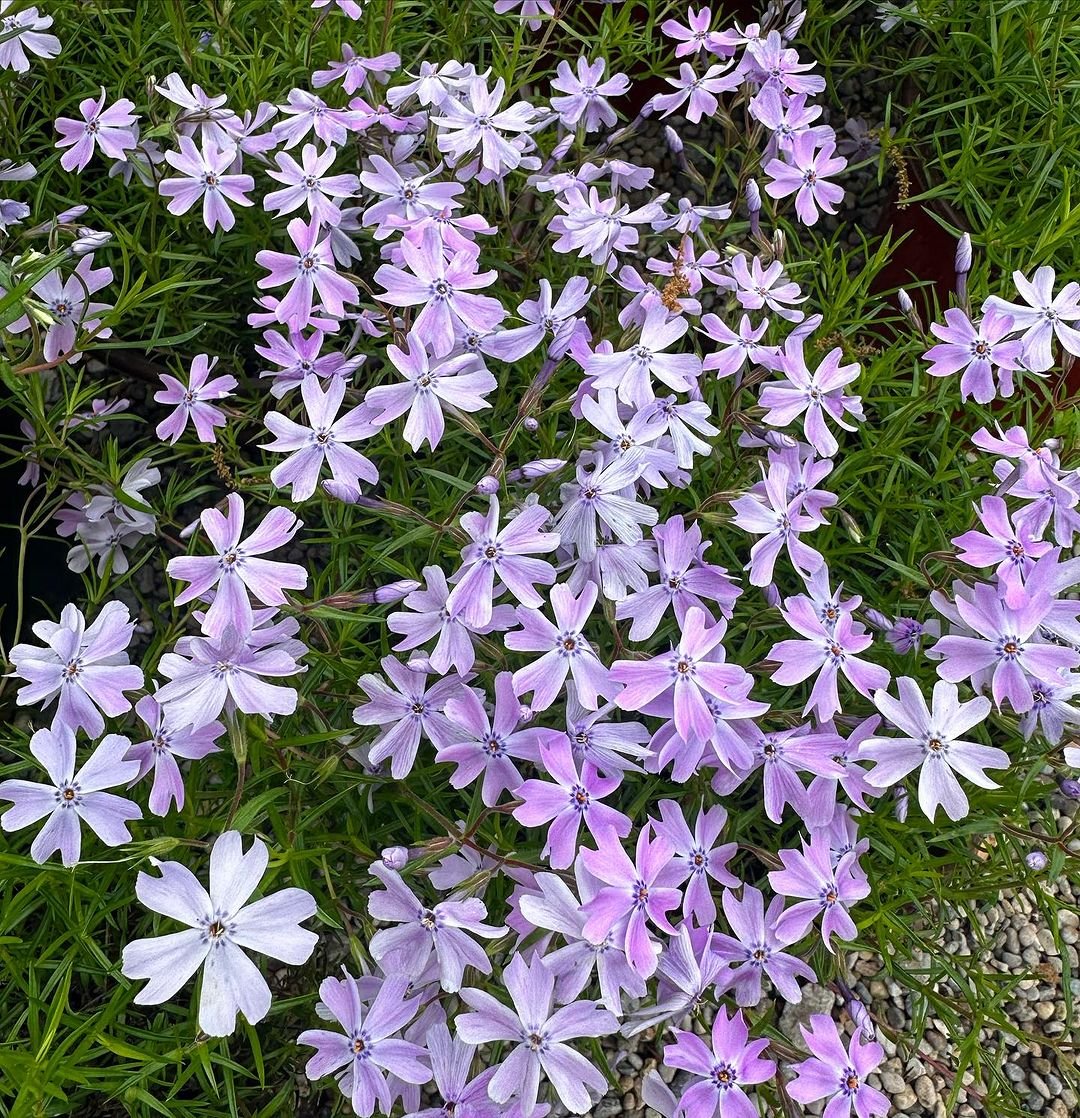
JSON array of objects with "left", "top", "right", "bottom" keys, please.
[
  {"left": 493, "top": 0, "right": 555, "bottom": 29},
  {"left": 0, "top": 728, "right": 141, "bottom": 866},
  {"left": 660, "top": 6, "right": 715, "bottom": 55},
  {"left": 922, "top": 308, "right": 1025, "bottom": 403},
  {"left": 701, "top": 313, "right": 773, "bottom": 378},
  {"left": 123, "top": 833, "right": 317, "bottom": 1035},
  {"left": 860, "top": 678, "right": 1006, "bottom": 822},
  {"left": 507, "top": 582, "right": 611, "bottom": 712},
  {"left": 261, "top": 373, "right": 379, "bottom": 501},
  {"left": 730, "top": 253, "right": 806, "bottom": 321},
  {"left": 554, "top": 453, "right": 660, "bottom": 561},
  {"left": 159, "top": 137, "right": 254, "bottom": 231},
  {"left": 550, "top": 57, "right": 629, "bottom": 133},
  {"left": 0, "top": 2, "right": 60, "bottom": 73},
  {"left": 651, "top": 799, "right": 737, "bottom": 926},
  {"left": 272, "top": 88, "right": 366, "bottom": 148},
  {"left": 255, "top": 328, "right": 365, "bottom": 398},
  {"left": 786, "top": 1015, "right": 889, "bottom": 1118},
  {"left": 951, "top": 494, "right": 1052, "bottom": 607},
  {"left": 580, "top": 827, "right": 680, "bottom": 977},
  {"left": 983, "top": 266, "right": 1080, "bottom": 372},
  {"left": 367, "top": 862, "right": 506, "bottom": 992},
  {"left": 511, "top": 276, "right": 593, "bottom": 360},
  {"left": 1020, "top": 678, "right": 1080, "bottom": 744},
  {"left": 126, "top": 695, "right": 223, "bottom": 816},
  {"left": 264, "top": 143, "right": 359, "bottom": 227},
  {"left": 365, "top": 333, "right": 497, "bottom": 451},
  {"left": 406, "top": 1022, "right": 508, "bottom": 1118},
  {"left": 764, "top": 133, "right": 846, "bottom": 225},
  {"left": 457, "top": 952, "right": 618, "bottom": 1117},
  {"left": 55, "top": 87, "right": 137, "bottom": 172},
  {"left": 650, "top": 60, "right": 742, "bottom": 124},
  {"left": 663, "top": 1006, "right": 775, "bottom": 1118},
  {"left": 359, "top": 154, "right": 464, "bottom": 236},
  {"left": 746, "top": 30, "right": 825, "bottom": 95},
  {"left": 166, "top": 493, "right": 307, "bottom": 638},
  {"left": 351, "top": 656, "right": 461, "bottom": 778},
  {"left": 154, "top": 353, "right": 237, "bottom": 444},
  {"left": 374, "top": 228, "right": 505, "bottom": 358},
  {"left": 513, "top": 734, "right": 630, "bottom": 868},
  {"left": 298, "top": 972, "right": 430, "bottom": 1117},
  {"left": 439, "top": 671, "right": 544, "bottom": 805},
  {"left": 585, "top": 300, "right": 702, "bottom": 408},
  {"left": 446, "top": 495, "right": 559, "bottom": 628},
  {"left": 154, "top": 623, "right": 307, "bottom": 729},
  {"left": 712, "top": 884, "right": 815, "bottom": 1006},
  {"left": 768, "top": 831, "right": 870, "bottom": 950},
  {"left": 256, "top": 216, "right": 360, "bottom": 330},
  {"left": 550, "top": 187, "right": 665, "bottom": 272},
  {"left": 313, "top": 46, "right": 401, "bottom": 95},
  {"left": 9, "top": 600, "right": 143, "bottom": 738}
]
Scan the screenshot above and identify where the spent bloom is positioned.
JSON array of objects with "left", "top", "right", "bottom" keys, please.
[
  {"left": 860, "top": 678, "right": 1007, "bottom": 822},
  {"left": 154, "top": 354, "right": 238, "bottom": 444},
  {"left": 0, "top": 728, "right": 141, "bottom": 867},
  {"left": 55, "top": 87, "right": 138, "bottom": 172},
  {"left": 122, "top": 833, "right": 317, "bottom": 1036},
  {"left": 9, "top": 600, "right": 143, "bottom": 738}
]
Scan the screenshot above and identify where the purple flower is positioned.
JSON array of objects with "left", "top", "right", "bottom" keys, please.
[
  {"left": 126, "top": 695, "right": 223, "bottom": 816},
  {"left": 550, "top": 57, "right": 629, "bottom": 133},
  {"left": 255, "top": 328, "right": 365, "bottom": 398},
  {"left": 651, "top": 799, "right": 737, "bottom": 926},
  {"left": 513, "top": 734, "right": 630, "bottom": 868},
  {"left": 758, "top": 346, "right": 864, "bottom": 457},
  {"left": 1020, "top": 678, "right": 1080, "bottom": 744},
  {"left": 0, "top": 728, "right": 141, "bottom": 866},
  {"left": 367, "top": 862, "right": 506, "bottom": 992},
  {"left": 554, "top": 453, "right": 660, "bottom": 559},
  {"left": 55, "top": 87, "right": 138, "bottom": 172},
  {"left": 256, "top": 216, "right": 360, "bottom": 331},
  {"left": 9, "top": 600, "right": 143, "bottom": 738},
  {"left": 446, "top": 495, "right": 559, "bottom": 628},
  {"left": 615, "top": 514, "right": 740, "bottom": 640},
  {"left": 951, "top": 495, "right": 1052, "bottom": 607},
  {"left": 764, "top": 133, "right": 846, "bottom": 225},
  {"left": 768, "top": 600, "right": 889, "bottom": 722},
  {"left": 650, "top": 59, "right": 742, "bottom": 124},
  {"left": 730, "top": 254, "right": 806, "bottom": 321},
  {"left": 359, "top": 153, "right": 464, "bottom": 236},
  {"left": 166, "top": 493, "right": 307, "bottom": 638},
  {"left": 407, "top": 1022, "right": 508, "bottom": 1118},
  {"left": 272, "top": 88, "right": 366, "bottom": 149},
  {"left": 611, "top": 607, "right": 745, "bottom": 748},
  {"left": 701, "top": 313, "right": 773, "bottom": 378},
  {"left": 730, "top": 458, "right": 825, "bottom": 586},
  {"left": 154, "top": 353, "right": 238, "bottom": 444},
  {"left": 299, "top": 971, "right": 431, "bottom": 1117},
  {"left": 746, "top": 31, "right": 826, "bottom": 95},
  {"left": 439, "top": 671, "right": 544, "bottom": 805},
  {"left": 860, "top": 677, "right": 1006, "bottom": 822},
  {"left": 457, "top": 952, "right": 617, "bottom": 1117},
  {"left": 550, "top": 187, "right": 664, "bottom": 271},
  {"left": 388, "top": 566, "right": 515, "bottom": 676},
  {"left": 154, "top": 622, "right": 307, "bottom": 729},
  {"left": 374, "top": 229, "right": 505, "bottom": 358},
  {"left": 663, "top": 1006, "right": 775, "bottom": 1118},
  {"left": 580, "top": 826, "right": 681, "bottom": 977},
  {"left": 922, "top": 308, "right": 1025, "bottom": 403},
  {"left": 264, "top": 142, "right": 359, "bottom": 227},
  {"left": 712, "top": 884, "right": 816, "bottom": 1006},
  {"left": 159, "top": 136, "right": 255, "bottom": 231},
  {"left": 983, "top": 266, "right": 1080, "bottom": 372},
  {"left": 507, "top": 582, "right": 611, "bottom": 712},
  {"left": 513, "top": 276, "right": 593, "bottom": 360},
  {"left": 0, "top": 5, "right": 60, "bottom": 73},
  {"left": 585, "top": 300, "right": 702, "bottom": 408},
  {"left": 351, "top": 657, "right": 461, "bottom": 779},
  {"left": 492, "top": 0, "right": 554, "bottom": 30},
  {"left": 261, "top": 373, "right": 379, "bottom": 501},
  {"left": 786, "top": 1015, "right": 889, "bottom": 1118},
  {"left": 930, "top": 582, "right": 1080, "bottom": 712},
  {"left": 122, "top": 832, "right": 317, "bottom": 1035},
  {"left": 768, "top": 831, "right": 870, "bottom": 950},
  {"left": 660, "top": 5, "right": 715, "bottom": 56}
]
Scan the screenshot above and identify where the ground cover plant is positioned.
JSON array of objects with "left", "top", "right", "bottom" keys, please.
[{"left": 0, "top": 1, "right": 1078, "bottom": 1116}]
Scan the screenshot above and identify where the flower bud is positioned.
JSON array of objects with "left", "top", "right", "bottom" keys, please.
[
  {"left": 507, "top": 458, "right": 567, "bottom": 482},
  {"left": 406, "top": 656, "right": 436, "bottom": 673},
  {"left": 1059, "top": 777, "right": 1080, "bottom": 799},
  {"left": 72, "top": 228, "right": 113, "bottom": 255},
  {"left": 475, "top": 475, "right": 499, "bottom": 494},
  {"left": 372, "top": 579, "right": 421, "bottom": 605},
  {"left": 892, "top": 785, "right": 909, "bottom": 823},
  {"left": 897, "top": 288, "right": 923, "bottom": 332},
  {"left": 663, "top": 125, "right": 684, "bottom": 156},
  {"left": 518, "top": 704, "right": 535, "bottom": 724},
  {"left": 322, "top": 479, "right": 362, "bottom": 504},
  {"left": 550, "top": 133, "right": 574, "bottom": 162},
  {"left": 955, "top": 232, "right": 972, "bottom": 276},
  {"left": 763, "top": 583, "right": 781, "bottom": 608},
  {"left": 864, "top": 609, "right": 892, "bottom": 632},
  {"left": 746, "top": 178, "right": 762, "bottom": 237},
  {"left": 55, "top": 204, "right": 89, "bottom": 224},
  {"left": 523, "top": 416, "right": 540, "bottom": 433},
  {"left": 1025, "top": 849, "right": 1048, "bottom": 872},
  {"left": 380, "top": 846, "right": 409, "bottom": 871},
  {"left": 772, "top": 227, "right": 785, "bottom": 261}
]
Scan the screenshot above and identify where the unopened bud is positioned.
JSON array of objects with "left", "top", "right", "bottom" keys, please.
[
  {"left": 518, "top": 704, "right": 535, "bottom": 724},
  {"left": 380, "top": 846, "right": 409, "bottom": 870},
  {"left": 955, "top": 232, "right": 972, "bottom": 276},
  {"left": 323, "top": 479, "right": 362, "bottom": 503},
  {"left": 1059, "top": 778, "right": 1080, "bottom": 800},
  {"left": 372, "top": 579, "right": 421, "bottom": 605},
  {"left": 663, "top": 125, "right": 684, "bottom": 156},
  {"left": 523, "top": 416, "right": 540, "bottom": 433},
  {"left": 897, "top": 288, "right": 923, "bottom": 332},
  {"left": 864, "top": 609, "right": 891, "bottom": 632},
  {"left": 893, "top": 785, "right": 909, "bottom": 822},
  {"left": 550, "top": 133, "right": 574, "bottom": 162},
  {"left": 1025, "top": 849, "right": 1048, "bottom": 872},
  {"left": 406, "top": 656, "right": 436, "bottom": 673},
  {"left": 475, "top": 475, "right": 499, "bottom": 494},
  {"left": 179, "top": 517, "right": 201, "bottom": 540},
  {"left": 72, "top": 228, "right": 113, "bottom": 255},
  {"left": 55, "top": 204, "right": 89, "bottom": 224},
  {"left": 762, "top": 583, "right": 781, "bottom": 608},
  {"left": 771, "top": 227, "right": 785, "bottom": 261},
  {"left": 507, "top": 458, "right": 567, "bottom": 482}
]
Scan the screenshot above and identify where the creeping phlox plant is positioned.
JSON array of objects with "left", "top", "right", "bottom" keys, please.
[{"left": 1, "top": 0, "right": 1079, "bottom": 1115}]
